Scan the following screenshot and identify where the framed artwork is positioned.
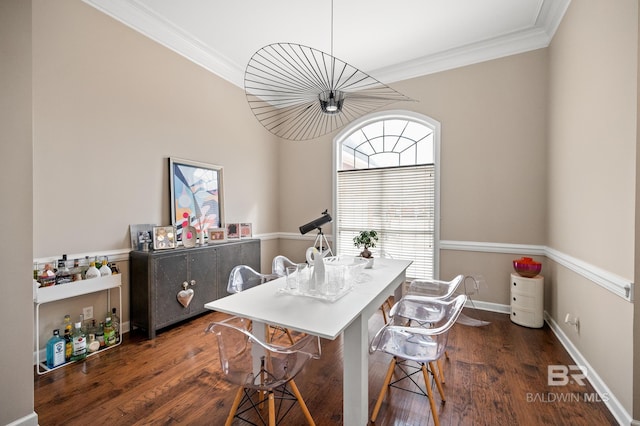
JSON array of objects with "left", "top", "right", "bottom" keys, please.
[
  {"left": 226, "top": 223, "right": 240, "bottom": 239},
  {"left": 169, "top": 157, "right": 225, "bottom": 242},
  {"left": 240, "top": 223, "right": 253, "bottom": 238},
  {"left": 153, "top": 226, "right": 176, "bottom": 250},
  {"left": 208, "top": 228, "right": 226, "bottom": 243},
  {"left": 130, "top": 224, "right": 155, "bottom": 251}
]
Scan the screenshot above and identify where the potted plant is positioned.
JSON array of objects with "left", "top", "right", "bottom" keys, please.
[{"left": 353, "top": 230, "right": 378, "bottom": 259}]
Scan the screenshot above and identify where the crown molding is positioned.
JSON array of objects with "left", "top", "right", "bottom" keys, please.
[
  {"left": 82, "top": 0, "right": 244, "bottom": 87},
  {"left": 83, "top": 0, "right": 570, "bottom": 88},
  {"left": 374, "top": 0, "right": 571, "bottom": 83}
]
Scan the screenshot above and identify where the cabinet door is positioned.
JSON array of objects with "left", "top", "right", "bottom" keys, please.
[
  {"left": 187, "top": 248, "right": 217, "bottom": 316},
  {"left": 216, "top": 240, "right": 261, "bottom": 298},
  {"left": 153, "top": 253, "right": 190, "bottom": 329}
]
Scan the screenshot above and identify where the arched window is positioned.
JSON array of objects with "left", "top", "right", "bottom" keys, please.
[{"left": 334, "top": 111, "right": 440, "bottom": 279}]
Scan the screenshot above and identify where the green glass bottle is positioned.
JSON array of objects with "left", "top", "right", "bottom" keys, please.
[
  {"left": 110, "top": 308, "right": 120, "bottom": 343},
  {"left": 70, "top": 322, "right": 87, "bottom": 361},
  {"left": 104, "top": 317, "right": 116, "bottom": 347}
]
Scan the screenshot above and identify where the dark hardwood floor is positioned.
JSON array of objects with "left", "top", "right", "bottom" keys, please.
[{"left": 34, "top": 308, "right": 618, "bottom": 425}]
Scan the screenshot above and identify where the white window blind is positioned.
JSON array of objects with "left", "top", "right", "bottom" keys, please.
[{"left": 336, "top": 164, "right": 435, "bottom": 280}]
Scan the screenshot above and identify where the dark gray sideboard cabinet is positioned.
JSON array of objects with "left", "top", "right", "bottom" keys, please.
[{"left": 130, "top": 239, "right": 260, "bottom": 338}]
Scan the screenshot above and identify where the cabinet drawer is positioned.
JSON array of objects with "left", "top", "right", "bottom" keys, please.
[
  {"left": 510, "top": 292, "right": 538, "bottom": 309},
  {"left": 510, "top": 306, "right": 543, "bottom": 328},
  {"left": 511, "top": 280, "right": 542, "bottom": 296}
]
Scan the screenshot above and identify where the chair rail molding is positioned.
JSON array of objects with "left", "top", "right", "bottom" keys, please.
[
  {"left": 440, "top": 240, "right": 634, "bottom": 302},
  {"left": 276, "top": 232, "right": 333, "bottom": 242}
]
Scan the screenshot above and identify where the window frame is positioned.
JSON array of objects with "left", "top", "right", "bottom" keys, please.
[{"left": 332, "top": 110, "right": 441, "bottom": 279}]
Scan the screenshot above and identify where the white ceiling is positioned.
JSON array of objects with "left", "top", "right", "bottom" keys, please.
[{"left": 83, "top": 0, "right": 570, "bottom": 88}]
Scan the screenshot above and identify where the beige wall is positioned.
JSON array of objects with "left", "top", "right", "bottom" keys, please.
[
  {"left": 32, "top": 0, "right": 280, "bottom": 257},
  {"left": 4, "top": 0, "right": 636, "bottom": 424},
  {"left": 397, "top": 51, "right": 549, "bottom": 246},
  {"left": 547, "top": 0, "right": 637, "bottom": 415},
  {"left": 548, "top": 0, "right": 637, "bottom": 278},
  {"left": 1, "top": 0, "right": 37, "bottom": 425}
]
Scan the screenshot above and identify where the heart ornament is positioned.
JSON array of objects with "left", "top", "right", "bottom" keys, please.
[{"left": 177, "top": 288, "right": 194, "bottom": 308}]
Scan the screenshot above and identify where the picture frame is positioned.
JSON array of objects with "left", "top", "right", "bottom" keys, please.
[
  {"left": 226, "top": 223, "right": 240, "bottom": 239},
  {"left": 169, "top": 157, "right": 225, "bottom": 242},
  {"left": 130, "top": 224, "right": 155, "bottom": 251},
  {"left": 240, "top": 223, "right": 253, "bottom": 238},
  {"left": 153, "top": 226, "right": 176, "bottom": 250},
  {"left": 208, "top": 228, "right": 226, "bottom": 243}
]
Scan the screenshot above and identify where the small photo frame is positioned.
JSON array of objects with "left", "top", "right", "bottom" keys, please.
[
  {"left": 130, "top": 224, "right": 155, "bottom": 251},
  {"left": 226, "top": 223, "right": 240, "bottom": 239},
  {"left": 208, "top": 228, "right": 226, "bottom": 243},
  {"left": 153, "top": 226, "right": 176, "bottom": 250},
  {"left": 240, "top": 223, "right": 253, "bottom": 238}
]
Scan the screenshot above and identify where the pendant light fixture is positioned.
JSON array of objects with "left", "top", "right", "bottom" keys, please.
[{"left": 244, "top": 1, "right": 414, "bottom": 141}]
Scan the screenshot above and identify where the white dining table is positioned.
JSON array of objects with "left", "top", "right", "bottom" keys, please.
[{"left": 204, "top": 257, "right": 412, "bottom": 426}]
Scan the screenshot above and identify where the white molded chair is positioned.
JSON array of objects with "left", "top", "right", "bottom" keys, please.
[
  {"left": 403, "top": 274, "right": 465, "bottom": 300},
  {"left": 227, "top": 265, "right": 294, "bottom": 344},
  {"left": 392, "top": 274, "right": 465, "bottom": 383},
  {"left": 271, "top": 255, "right": 297, "bottom": 277},
  {"left": 227, "top": 265, "right": 279, "bottom": 294},
  {"left": 370, "top": 294, "right": 467, "bottom": 426},
  {"left": 207, "top": 316, "right": 321, "bottom": 426}
]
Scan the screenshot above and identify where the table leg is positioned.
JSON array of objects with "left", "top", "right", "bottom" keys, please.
[
  {"left": 343, "top": 313, "right": 368, "bottom": 425},
  {"left": 252, "top": 320, "right": 267, "bottom": 373}
]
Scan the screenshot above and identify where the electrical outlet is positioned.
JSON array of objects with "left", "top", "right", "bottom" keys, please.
[{"left": 83, "top": 306, "right": 93, "bottom": 320}]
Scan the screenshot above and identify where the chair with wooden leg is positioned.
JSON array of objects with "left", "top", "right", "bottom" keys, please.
[
  {"left": 391, "top": 274, "right": 464, "bottom": 383},
  {"left": 227, "top": 265, "right": 295, "bottom": 344},
  {"left": 370, "top": 294, "right": 466, "bottom": 426},
  {"left": 207, "top": 316, "right": 321, "bottom": 426}
]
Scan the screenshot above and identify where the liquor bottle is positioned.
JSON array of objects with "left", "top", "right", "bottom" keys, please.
[
  {"left": 70, "top": 322, "right": 87, "bottom": 361},
  {"left": 86, "top": 319, "right": 96, "bottom": 339},
  {"left": 111, "top": 307, "right": 120, "bottom": 343},
  {"left": 85, "top": 260, "right": 100, "bottom": 279},
  {"left": 104, "top": 317, "right": 116, "bottom": 347},
  {"left": 55, "top": 256, "right": 72, "bottom": 285},
  {"left": 80, "top": 256, "right": 90, "bottom": 279},
  {"left": 99, "top": 258, "right": 111, "bottom": 276},
  {"left": 87, "top": 333, "right": 100, "bottom": 353},
  {"left": 63, "top": 315, "right": 73, "bottom": 362},
  {"left": 96, "top": 322, "right": 105, "bottom": 349},
  {"left": 46, "top": 329, "right": 66, "bottom": 368},
  {"left": 71, "top": 259, "right": 82, "bottom": 282}
]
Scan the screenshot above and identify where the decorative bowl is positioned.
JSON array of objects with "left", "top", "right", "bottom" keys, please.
[{"left": 513, "top": 257, "right": 541, "bottom": 278}]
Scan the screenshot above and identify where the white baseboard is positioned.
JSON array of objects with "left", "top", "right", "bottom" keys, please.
[
  {"left": 544, "top": 312, "right": 632, "bottom": 426},
  {"left": 464, "top": 299, "right": 510, "bottom": 314},
  {"left": 5, "top": 412, "right": 38, "bottom": 426}
]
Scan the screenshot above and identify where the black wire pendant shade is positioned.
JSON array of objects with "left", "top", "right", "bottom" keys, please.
[{"left": 244, "top": 42, "right": 415, "bottom": 141}]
